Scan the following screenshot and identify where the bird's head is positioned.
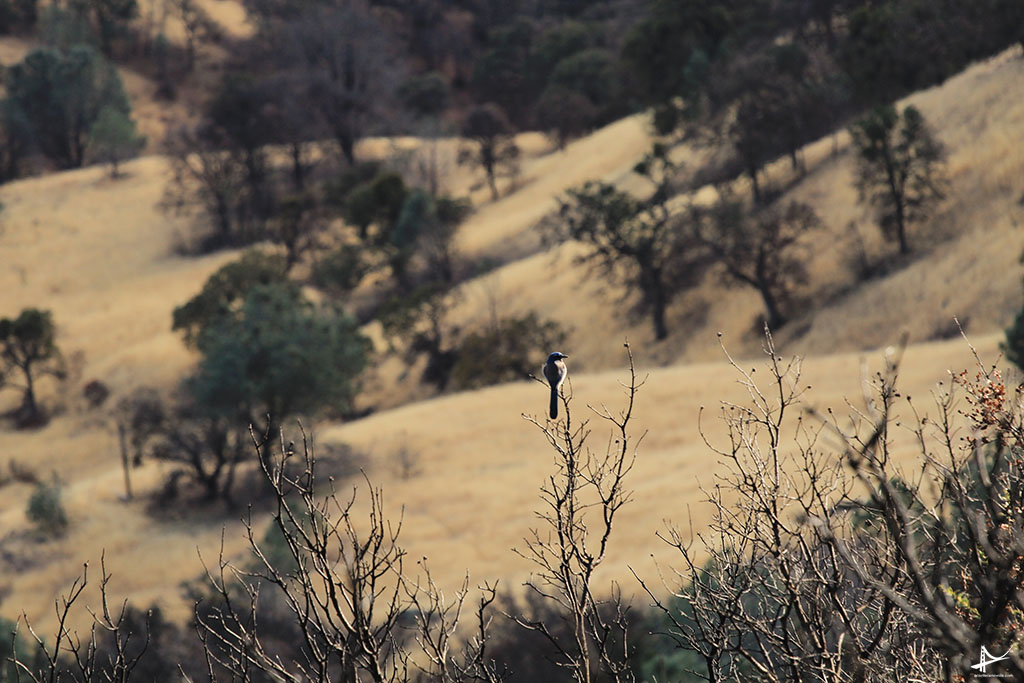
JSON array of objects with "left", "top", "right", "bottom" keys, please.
[{"left": 547, "top": 352, "right": 569, "bottom": 362}]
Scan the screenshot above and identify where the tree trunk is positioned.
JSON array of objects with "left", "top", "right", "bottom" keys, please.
[
  {"left": 894, "top": 198, "right": 909, "bottom": 254},
  {"left": 19, "top": 364, "right": 39, "bottom": 425},
  {"left": 749, "top": 166, "right": 762, "bottom": 205},
  {"left": 482, "top": 142, "right": 498, "bottom": 200},
  {"left": 290, "top": 142, "right": 306, "bottom": 191},
  {"left": 117, "top": 423, "right": 133, "bottom": 500},
  {"left": 338, "top": 129, "right": 356, "bottom": 166},
  {"left": 650, "top": 283, "right": 669, "bottom": 340},
  {"left": 760, "top": 284, "right": 787, "bottom": 330}
]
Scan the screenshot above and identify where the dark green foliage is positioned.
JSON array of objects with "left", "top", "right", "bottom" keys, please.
[
  {"left": 535, "top": 85, "right": 596, "bottom": 147},
  {"left": 311, "top": 245, "right": 368, "bottom": 297},
  {"left": 0, "top": 307, "right": 63, "bottom": 427},
  {"left": 839, "top": 0, "right": 1024, "bottom": 109},
  {"left": 186, "top": 283, "right": 369, "bottom": 426},
  {"left": 398, "top": 71, "right": 449, "bottom": 119},
  {"left": 36, "top": 4, "right": 95, "bottom": 50},
  {"left": 172, "top": 250, "right": 291, "bottom": 347},
  {"left": 0, "top": 615, "right": 43, "bottom": 680},
  {"left": 3, "top": 45, "right": 131, "bottom": 168},
  {"left": 630, "top": 597, "right": 710, "bottom": 681},
  {"left": 471, "top": 17, "right": 536, "bottom": 124},
  {"left": 621, "top": 0, "right": 739, "bottom": 131},
  {"left": 1003, "top": 281, "right": 1024, "bottom": 371},
  {"left": 450, "top": 313, "right": 567, "bottom": 391},
  {"left": 469, "top": 14, "right": 622, "bottom": 140},
  {"left": 547, "top": 48, "right": 623, "bottom": 122},
  {"left": 205, "top": 74, "right": 276, "bottom": 155},
  {"left": 89, "top": 104, "right": 145, "bottom": 177},
  {"left": 391, "top": 189, "right": 469, "bottom": 286},
  {"left": 343, "top": 172, "right": 408, "bottom": 242},
  {"left": 851, "top": 104, "right": 946, "bottom": 255},
  {"left": 378, "top": 283, "right": 455, "bottom": 389},
  {"left": 527, "top": 20, "right": 595, "bottom": 80},
  {"left": 26, "top": 475, "right": 68, "bottom": 536}
]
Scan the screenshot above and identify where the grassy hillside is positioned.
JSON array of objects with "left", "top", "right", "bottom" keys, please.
[{"left": 0, "top": 47, "right": 1023, "bottom": 635}]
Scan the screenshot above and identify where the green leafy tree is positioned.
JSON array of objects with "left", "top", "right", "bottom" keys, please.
[
  {"left": 0, "top": 308, "right": 64, "bottom": 427},
  {"left": 390, "top": 189, "right": 469, "bottom": 287},
  {"left": 311, "top": 245, "right": 368, "bottom": 298},
  {"left": 163, "top": 265, "right": 369, "bottom": 501},
  {"left": 470, "top": 17, "right": 536, "bottom": 125},
  {"left": 621, "top": 0, "right": 736, "bottom": 133},
  {"left": 398, "top": 71, "right": 449, "bottom": 119},
  {"left": 547, "top": 48, "right": 624, "bottom": 122},
  {"left": 342, "top": 171, "right": 408, "bottom": 242},
  {"left": 187, "top": 283, "right": 369, "bottom": 433},
  {"left": 378, "top": 283, "right": 455, "bottom": 389},
  {"left": 851, "top": 104, "right": 946, "bottom": 255},
  {"left": 172, "top": 250, "right": 290, "bottom": 347},
  {"left": 89, "top": 104, "right": 145, "bottom": 177},
  {"left": 535, "top": 84, "right": 596, "bottom": 148},
  {"left": 3, "top": 45, "right": 130, "bottom": 168}
]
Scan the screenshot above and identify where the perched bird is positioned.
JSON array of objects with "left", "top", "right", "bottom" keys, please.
[{"left": 543, "top": 352, "right": 569, "bottom": 419}]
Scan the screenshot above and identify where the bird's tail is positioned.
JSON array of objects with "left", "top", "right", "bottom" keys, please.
[{"left": 549, "top": 387, "right": 559, "bottom": 419}]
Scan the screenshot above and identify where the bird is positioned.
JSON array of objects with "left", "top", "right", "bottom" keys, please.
[{"left": 543, "top": 352, "right": 569, "bottom": 419}]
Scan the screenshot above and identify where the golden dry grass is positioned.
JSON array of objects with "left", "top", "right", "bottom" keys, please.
[{"left": 1, "top": 48, "right": 1023, "bottom": 638}]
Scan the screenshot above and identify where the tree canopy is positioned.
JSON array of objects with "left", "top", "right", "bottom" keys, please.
[{"left": 3, "top": 45, "right": 131, "bottom": 169}]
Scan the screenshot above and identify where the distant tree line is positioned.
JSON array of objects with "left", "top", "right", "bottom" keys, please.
[{"left": 624, "top": 0, "right": 1023, "bottom": 191}]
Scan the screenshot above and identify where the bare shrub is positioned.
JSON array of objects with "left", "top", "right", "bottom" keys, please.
[
  {"left": 13, "top": 556, "right": 156, "bottom": 682},
  {"left": 511, "top": 342, "right": 641, "bottom": 682},
  {"left": 390, "top": 440, "right": 422, "bottom": 480},
  {"left": 192, "top": 427, "right": 504, "bottom": 682},
  {"left": 639, "top": 327, "right": 1024, "bottom": 681}
]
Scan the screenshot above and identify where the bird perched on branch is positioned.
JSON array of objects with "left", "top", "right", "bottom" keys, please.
[{"left": 543, "top": 352, "right": 569, "bottom": 419}]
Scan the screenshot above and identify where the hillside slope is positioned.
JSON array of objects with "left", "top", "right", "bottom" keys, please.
[
  {"left": 0, "top": 48, "right": 1022, "bottom": 632},
  {"left": 441, "top": 47, "right": 1024, "bottom": 374}
]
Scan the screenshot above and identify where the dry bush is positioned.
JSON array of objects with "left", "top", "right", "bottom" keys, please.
[
  {"left": 511, "top": 343, "right": 641, "bottom": 683},
  {"left": 639, "top": 327, "right": 1024, "bottom": 681},
  {"left": 13, "top": 556, "right": 157, "bottom": 682},
  {"left": 191, "top": 427, "right": 504, "bottom": 682}
]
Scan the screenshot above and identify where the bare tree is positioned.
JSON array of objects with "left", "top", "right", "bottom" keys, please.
[
  {"left": 552, "top": 148, "right": 707, "bottom": 340},
  {"left": 193, "top": 427, "right": 504, "bottom": 682},
  {"left": 271, "top": 1, "right": 402, "bottom": 166},
  {"left": 512, "top": 343, "right": 642, "bottom": 682},
  {"left": 14, "top": 556, "right": 153, "bottom": 682},
  {"left": 639, "top": 327, "right": 1024, "bottom": 681},
  {"left": 696, "top": 195, "right": 822, "bottom": 329}
]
